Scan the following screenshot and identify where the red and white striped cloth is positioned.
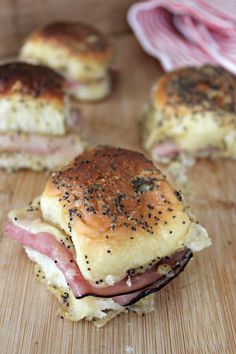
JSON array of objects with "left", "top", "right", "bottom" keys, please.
[{"left": 127, "top": 0, "right": 236, "bottom": 73}]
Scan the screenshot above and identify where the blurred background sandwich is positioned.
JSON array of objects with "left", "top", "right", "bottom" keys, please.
[
  {"left": 0, "top": 62, "right": 86, "bottom": 171},
  {"left": 20, "top": 22, "right": 114, "bottom": 102},
  {"left": 142, "top": 65, "right": 236, "bottom": 179}
]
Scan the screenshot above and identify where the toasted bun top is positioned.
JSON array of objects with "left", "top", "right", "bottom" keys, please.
[
  {"left": 44, "top": 145, "right": 182, "bottom": 235},
  {"left": 41, "top": 146, "right": 196, "bottom": 282},
  {"left": 152, "top": 65, "right": 236, "bottom": 117},
  {"left": 25, "top": 22, "right": 112, "bottom": 64},
  {"left": 0, "top": 62, "right": 64, "bottom": 99}
]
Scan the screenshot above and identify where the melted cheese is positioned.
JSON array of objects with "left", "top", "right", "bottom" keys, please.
[
  {"left": 25, "top": 247, "right": 122, "bottom": 321},
  {"left": 7, "top": 198, "right": 211, "bottom": 326},
  {"left": 8, "top": 198, "right": 75, "bottom": 256},
  {"left": 8, "top": 198, "right": 211, "bottom": 282},
  {"left": 144, "top": 108, "right": 236, "bottom": 157},
  {"left": 24, "top": 239, "right": 155, "bottom": 325},
  {"left": 187, "top": 223, "right": 212, "bottom": 252}
]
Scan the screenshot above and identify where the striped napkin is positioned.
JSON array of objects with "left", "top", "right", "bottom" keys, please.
[{"left": 127, "top": 0, "right": 236, "bottom": 73}]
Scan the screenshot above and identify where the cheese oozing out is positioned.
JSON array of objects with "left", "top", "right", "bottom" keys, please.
[
  {"left": 8, "top": 198, "right": 211, "bottom": 283},
  {"left": 144, "top": 108, "right": 236, "bottom": 160},
  {"left": 7, "top": 198, "right": 210, "bottom": 325}
]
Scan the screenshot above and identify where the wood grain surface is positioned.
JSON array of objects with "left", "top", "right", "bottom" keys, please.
[
  {"left": 0, "top": 34, "right": 235, "bottom": 354},
  {"left": 0, "top": 0, "right": 133, "bottom": 58}
]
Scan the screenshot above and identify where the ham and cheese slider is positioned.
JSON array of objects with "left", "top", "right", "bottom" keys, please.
[
  {"left": 142, "top": 65, "right": 236, "bottom": 167},
  {"left": 20, "top": 22, "right": 113, "bottom": 101},
  {"left": 5, "top": 146, "right": 211, "bottom": 327},
  {"left": 0, "top": 62, "right": 86, "bottom": 171}
]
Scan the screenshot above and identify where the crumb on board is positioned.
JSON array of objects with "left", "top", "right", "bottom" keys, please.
[{"left": 125, "top": 346, "right": 134, "bottom": 353}]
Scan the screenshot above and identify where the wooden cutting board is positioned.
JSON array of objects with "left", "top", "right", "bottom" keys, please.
[{"left": 0, "top": 34, "right": 235, "bottom": 354}]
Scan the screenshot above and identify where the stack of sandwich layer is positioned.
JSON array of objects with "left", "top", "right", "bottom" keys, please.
[
  {"left": 0, "top": 62, "right": 86, "bottom": 171},
  {"left": 141, "top": 65, "right": 236, "bottom": 181}
]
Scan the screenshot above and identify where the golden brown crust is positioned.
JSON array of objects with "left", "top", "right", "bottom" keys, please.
[
  {"left": 44, "top": 146, "right": 186, "bottom": 237},
  {"left": 0, "top": 62, "right": 65, "bottom": 100},
  {"left": 26, "top": 22, "right": 113, "bottom": 63},
  {"left": 153, "top": 65, "right": 236, "bottom": 118}
]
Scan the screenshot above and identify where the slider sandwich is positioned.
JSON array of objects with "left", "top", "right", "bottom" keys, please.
[
  {"left": 6, "top": 146, "right": 211, "bottom": 327},
  {"left": 0, "top": 62, "right": 86, "bottom": 171},
  {"left": 20, "top": 22, "right": 113, "bottom": 101},
  {"left": 142, "top": 65, "right": 236, "bottom": 175}
]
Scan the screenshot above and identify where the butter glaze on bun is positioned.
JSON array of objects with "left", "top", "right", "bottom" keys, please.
[
  {"left": 153, "top": 65, "right": 235, "bottom": 117},
  {"left": 0, "top": 62, "right": 64, "bottom": 100},
  {"left": 32, "top": 22, "right": 112, "bottom": 65}
]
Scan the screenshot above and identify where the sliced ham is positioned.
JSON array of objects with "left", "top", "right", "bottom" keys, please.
[
  {"left": 152, "top": 142, "right": 221, "bottom": 160},
  {"left": 66, "top": 79, "right": 80, "bottom": 90},
  {"left": 5, "top": 220, "right": 192, "bottom": 305},
  {"left": 128, "top": 0, "right": 236, "bottom": 74},
  {"left": 113, "top": 249, "right": 191, "bottom": 306},
  {"left": 0, "top": 132, "right": 81, "bottom": 156},
  {"left": 152, "top": 141, "right": 180, "bottom": 159},
  {"left": 66, "top": 106, "right": 82, "bottom": 131},
  {"left": 6, "top": 220, "right": 90, "bottom": 297},
  {"left": 66, "top": 76, "right": 108, "bottom": 90}
]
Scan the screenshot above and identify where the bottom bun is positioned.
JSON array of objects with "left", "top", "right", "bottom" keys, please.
[
  {"left": 68, "top": 75, "right": 111, "bottom": 101},
  {"left": 25, "top": 247, "right": 155, "bottom": 327}
]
